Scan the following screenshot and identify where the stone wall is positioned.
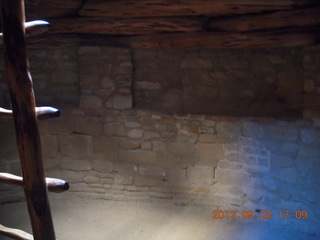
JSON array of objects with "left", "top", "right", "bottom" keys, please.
[
  {"left": 132, "top": 48, "right": 304, "bottom": 117},
  {"left": 0, "top": 45, "right": 320, "bottom": 237}
]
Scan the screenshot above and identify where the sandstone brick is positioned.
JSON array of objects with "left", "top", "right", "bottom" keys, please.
[
  {"left": 144, "top": 131, "right": 160, "bottom": 140},
  {"left": 215, "top": 122, "right": 241, "bottom": 143},
  {"left": 135, "top": 81, "right": 161, "bottom": 90},
  {"left": 266, "top": 125, "right": 298, "bottom": 142},
  {"left": 119, "top": 141, "right": 141, "bottom": 149},
  {"left": 294, "top": 157, "right": 313, "bottom": 177},
  {"left": 84, "top": 175, "right": 100, "bottom": 184},
  {"left": 242, "top": 122, "right": 264, "bottom": 139},
  {"left": 181, "top": 57, "right": 213, "bottom": 69},
  {"left": 138, "top": 164, "right": 166, "bottom": 177},
  {"left": 61, "top": 170, "right": 85, "bottom": 183},
  {"left": 298, "top": 144, "right": 319, "bottom": 158},
  {"left": 195, "top": 143, "right": 224, "bottom": 167},
  {"left": 107, "top": 94, "right": 132, "bottom": 110},
  {"left": 93, "top": 136, "right": 119, "bottom": 160},
  {"left": 215, "top": 168, "right": 251, "bottom": 186},
  {"left": 111, "top": 184, "right": 125, "bottom": 191},
  {"left": 80, "top": 95, "right": 102, "bottom": 109},
  {"left": 61, "top": 158, "right": 92, "bottom": 171},
  {"left": 156, "top": 151, "right": 181, "bottom": 166},
  {"left": 148, "top": 192, "right": 173, "bottom": 199},
  {"left": 168, "top": 142, "right": 195, "bottom": 157},
  {"left": 167, "top": 167, "right": 187, "bottom": 183},
  {"left": 134, "top": 176, "right": 163, "bottom": 187},
  {"left": 301, "top": 129, "right": 320, "bottom": 144},
  {"left": 127, "top": 128, "right": 143, "bottom": 138},
  {"left": 187, "top": 166, "right": 214, "bottom": 185},
  {"left": 119, "top": 150, "right": 156, "bottom": 164},
  {"left": 125, "top": 121, "right": 142, "bottom": 128},
  {"left": 198, "top": 134, "right": 216, "bottom": 143},
  {"left": 74, "top": 120, "right": 103, "bottom": 136},
  {"left": 113, "top": 162, "right": 137, "bottom": 175},
  {"left": 114, "top": 174, "right": 133, "bottom": 185},
  {"left": 104, "top": 122, "right": 126, "bottom": 137},
  {"left": 92, "top": 159, "right": 113, "bottom": 173},
  {"left": 270, "top": 154, "right": 294, "bottom": 169},
  {"left": 141, "top": 141, "right": 152, "bottom": 150},
  {"left": 59, "top": 135, "right": 93, "bottom": 158}
]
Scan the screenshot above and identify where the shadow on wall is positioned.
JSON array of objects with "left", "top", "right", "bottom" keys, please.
[{"left": 132, "top": 48, "right": 308, "bottom": 118}]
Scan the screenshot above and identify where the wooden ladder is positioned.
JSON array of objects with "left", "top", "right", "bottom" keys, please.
[{"left": 0, "top": 0, "right": 69, "bottom": 239}]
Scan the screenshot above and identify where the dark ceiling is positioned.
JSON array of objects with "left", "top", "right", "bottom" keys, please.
[{"left": 2, "top": 0, "right": 320, "bottom": 48}]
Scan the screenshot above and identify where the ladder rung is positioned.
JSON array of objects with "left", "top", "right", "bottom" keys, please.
[
  {"left": 0, "top": 224, "right": 33, "bottom": 240},
  {"left": 0, "top": 20, "right": 50, "bottom": 45},
  {"left": 0, "top": 173, "right": 69, "bottom": 193},
  {"left": 0, "top": 107, "right": 60, "bottom": 120}
]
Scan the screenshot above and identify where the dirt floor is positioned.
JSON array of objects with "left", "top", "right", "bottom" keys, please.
[{"left": 0, "top": 195, "right": 316, "bottom": 240}]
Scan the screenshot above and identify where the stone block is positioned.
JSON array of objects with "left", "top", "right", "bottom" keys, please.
[
  {"left": 187, "top": 166, "right": 214, "bottom": 185},
  {"left": 135, "top": 81, "right": 161, "bottom": 90},
  {"left": 215, "top": 121, "right": 241, "bottom": 143},
  {"left": 61, "top": 170, "right": 85, "bottom": 183},
  {"left": 298, "top": 144, "right": 319, "bottom": 158},
  {"left": 114, "top": 174, "right": 133, "bottom": 185},
  {"left": 215, "top": 168, "right": 251, "bottom": 186},
  {"left": 113, "top": 162, "right": 137, "bottom": 175},
  {"left": 138, "top": 164, "right": 166, "bottom": 177},
  {"left": 93, "top": 136, "right": 119, "bottom": 160},
  {"left": 156, "top": 151, "right": 181, "bottom": 166},
  {"left": 266, "top": 125, "right": 298, "bottom": 142},
  {"left": 144, "top": 131, "right": 160, "bottom": 140},
  {"left": 92, "top": 159, "right": 113, "bottom": 173},
  {"left": 59, "top": 135, "right": 93, "bottom": 159},
  {"left": 80, "top": 95, "right": 102, "bottom": 109},
  {"left": 134, "top": 176, "right": 163, "bottom": 187},
  {"left": 61, "top": 158, "right": 92, "bottom": 171},
  {"left": 241, "top": 122, "right": 264, "bottom": 139},
  {"left": 294, "top": 157, "right": 313, "bottom": 177},
  {"left": 271, "top": 154, "right": 294, "bottom": 169},
  {"left": 104, "top": 122, "right": 126, "bottom": 137},
  {"left": 168, "top": 142, "right": 195, "bottom": 157},
  {"left": 181, "top": 57, "right": 213, "bottom": 69},
  {"left": 107, "top": 94, "right": 132, "bottom": 110},
  {"left": 127, "top": 128, "right": 143, "bottom": 138},
  {"left": 0, "top": 135, "right": 19, "bottom": 160},
  {"left": 119, "top": 141, "right": 141, "bottom": 150},
  {"left": 84, "top": 175, "right": 100, "bottom": 184},
  {"left": 195, "top": 143, "right": 224, "bottom": 167},
  {"left": 301, "top": 129, "right": 320, "bottom": 144},
  {"left": 198, "top": 134, "right": 216, "bottom": 143},
  {"left": 167, "top": 167, "right": 187, "bottom": 183},
  {"left": 119, "top": 150, "right": 156, "bottom": 164},
  {"left": 148, "top": 192, "right": 173, "bottom": 199},
  {"left": 74, "top": 120, "right": 103, "bottom": 136}
]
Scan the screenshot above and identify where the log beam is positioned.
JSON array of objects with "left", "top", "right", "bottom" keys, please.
[
  {"left": 0, "top": 173, "right": 69, "bottom": 193},
  {"left": 49, "top": 17, "right": 205, "bottom": 35},
  {"left": 0, "top": 107, "right": 60, "bottom": 120},
  {"left": 0, "top": 0, "right": 56, "bottom": 239},
  {"left": 105, "top": 28, "right": 320, "bottom": 49},
  {"left": 0, "top": 224, "right": 33, "bottom": 240},
  {"left": 209, "top": 6, "right": 320, "bottom": 32},
  {"left": 80, "top": 0, "right": 317, "bottom": 18}
]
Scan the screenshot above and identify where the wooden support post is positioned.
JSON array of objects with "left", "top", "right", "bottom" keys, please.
[{"left": 0, "top": 1, "right": 56, "bottom": 240}]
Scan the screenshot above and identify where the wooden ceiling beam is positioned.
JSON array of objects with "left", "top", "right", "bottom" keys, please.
[
  {"left": 25, "top": 0, "right": 84, "bottom": 9},
  {"left": 49, "top": 17, "right": 205, "bottom": 35},
  {"left": 209, "top": 6, "right": 320, "bottom": 32},
  {"left": 105, "top": 28, "right": 320, "bottom": 49},
  {"left": 80, "top": 0, "right": 317, "bottom": 18}
]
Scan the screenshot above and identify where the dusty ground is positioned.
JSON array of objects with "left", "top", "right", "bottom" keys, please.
[{"left": 0, "top": 196, "right": 316, "bottom": 240}]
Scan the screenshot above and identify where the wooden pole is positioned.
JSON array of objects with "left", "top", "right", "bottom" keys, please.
[{"left": 0, "top": 0, "right": 56, "bottom": 239}]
